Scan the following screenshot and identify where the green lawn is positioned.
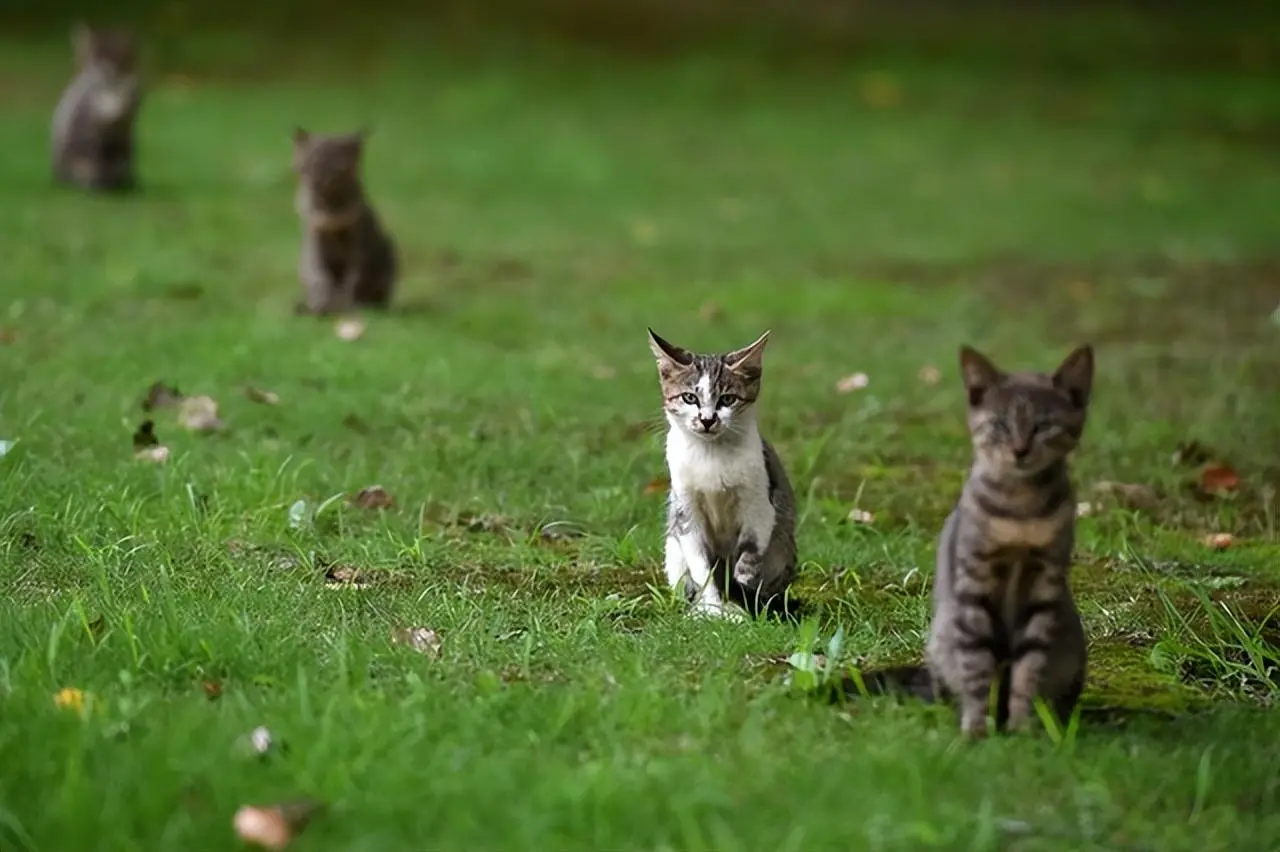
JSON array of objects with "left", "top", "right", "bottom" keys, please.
[{"left": 3, "top": 23, "right": 1280, "bottom": 851}]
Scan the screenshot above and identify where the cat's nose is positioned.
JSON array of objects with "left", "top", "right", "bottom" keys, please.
[
  {"left": 1012, "top": 444, "right": 1031, "bottom": 460},
  {"left": 699, "top": 415, "right": 718, "bottom": 431}
]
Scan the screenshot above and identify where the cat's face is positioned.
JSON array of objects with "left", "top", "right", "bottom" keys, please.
[
  {"left": 73, "top": 24, "right": 139, "bottom": 122},
  {"left": 648, "top": 329, "right": 769, "bottom": 442},
  {"left": 292, "top": 128, "right": 365, "bottom": 199},
  {"left": 960, "top": 344, "right": 1093, "bottom": 478}
]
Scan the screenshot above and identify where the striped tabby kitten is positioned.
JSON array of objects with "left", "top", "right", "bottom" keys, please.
[
  {"left": 292, "top": 128, "right": 398, "bottom": 315},
  {"left": 648, "top": 329, "right": 797, "bottom": 619},
  {"left": 51, "top": 23, "right": 142, "bottom": 192},
  {"left": 852, "top": 344, "right": 1094, "bottom": 738}
]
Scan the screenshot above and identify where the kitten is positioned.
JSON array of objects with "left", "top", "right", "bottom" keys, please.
[
  {"left": 292, "top": 128, "right": 397, "bottom": 315},
  {"left": 51, "top": 23, "right": 142, "bottom": 192},
  {"left": 648, "top": 328, "right": 798, "bottom": 619},
  {"left": 846, "top": 344, "right": 1094, "bottom": 738}
]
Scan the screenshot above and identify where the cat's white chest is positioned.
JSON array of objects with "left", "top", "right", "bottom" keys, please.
[{"left": 667, "top": 429, "right": 765, "bottom": 551}]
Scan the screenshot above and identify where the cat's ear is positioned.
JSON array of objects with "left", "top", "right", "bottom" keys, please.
[
  {"left": 959, "top": 345, "right": 1001, "bottom": 407},
  {"left": 725, "top": 330, "right": 770, "bottom": 378},
  {"left": 292, "top": 126, "right": 310, "bottom": 147},
  {"left": 1052, "top": 344, "right": 1094, "bottom": 410},
  {"left": 647, "top": 328, "right": 694, "bottom": 367},
  {"left": 72, "top": 21, "right": 95, "bottom": 66}
]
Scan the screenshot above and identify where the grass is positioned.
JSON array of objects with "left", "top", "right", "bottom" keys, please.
[{"left": 3, "top": 19, "right": 1280, "bottom": 851}]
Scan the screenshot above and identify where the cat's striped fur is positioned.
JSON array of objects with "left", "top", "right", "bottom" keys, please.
[
  {"left": 849, "top": 344, "right": 1094, "bottom": 738},
  {"left": 292, "top": 128, "right": 397, "bottom": 315}
]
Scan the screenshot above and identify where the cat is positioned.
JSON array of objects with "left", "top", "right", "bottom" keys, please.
[
  {"left": 648, "top": 328, "right": 798, "bottom": 619},
  {"left": 845, "top": 344, "right": 1094, "bottom": 738},
  {"left": 291, "top": 127, "right": 397, "bottom": 315},
  {"left": 51, "top": 23, "right": 142, "bottom": 193}
]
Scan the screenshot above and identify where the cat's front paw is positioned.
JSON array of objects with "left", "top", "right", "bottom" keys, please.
[{"left": 733, "top": 548, "right": 762, "bottom": 588}]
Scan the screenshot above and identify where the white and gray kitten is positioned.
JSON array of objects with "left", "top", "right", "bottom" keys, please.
[{"left": 647, "top": 328, "right": 798, "bottom": 619}]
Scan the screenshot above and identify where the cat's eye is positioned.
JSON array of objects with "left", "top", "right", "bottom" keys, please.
[
  {"left": 718, "top": 394, "right": 739, "bottom": 408},
  {"left": 680, "top": 392, "right": 698, "bottom": 405}
]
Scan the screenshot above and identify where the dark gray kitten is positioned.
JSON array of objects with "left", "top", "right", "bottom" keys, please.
[
  {"left": 848, "top": 344, "right": 1094, "bottom": 738},
  {"left": 292, "top": 128, "right": 397, "bottom": 315},
  {"left": 648, "top": 329, "right": 798, "bottom": 619},
  {"left": 51, "top": 23, "right": 142, "bottom": 192}
]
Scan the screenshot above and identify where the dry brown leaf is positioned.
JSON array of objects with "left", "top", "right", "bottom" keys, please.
[
  {"left": 134, "top": 445, "right": 170, "bottom": 463},
  {"left": 142, "top": 381, "right": 183, "bottom": 412},
  {"left": 1092, "top": 481, "right": 1158, "bottom": 511},
  {"left": 203, "top": 680, "right": 223, "bottom": 700},
  {"left": 323, "top": 565, "right": 369, "bottom": 589},
  {"left": 244, "top": 386, "right": 280, "bottom": 405},
  {"left": 391, "top": 627, "right": 443, "bottom": 658},
  {"left": 1199, "top": 465, "right": 1241, "bottom": 494},
  {"left": 917, "top": 365, "right": 941, "bottom": 385},
  {"left": 350, "top": 485, "right": 395, "bottom": 510},
  {"left": 335, "top": 318, "right": 365, "bottom": 341},
  {"left": 178, "top": 395, "right": 224, "bottom": 432},
  {"left": 847, "top": 508, "right": 875, "bottom": 524},
  {"left": 233, "top": 801, "right": 320, "bottom": 851},
  {"left": 835, "top": 372, "right": 870, "bottom": 394},
  {"left": 643, "top": 476, "right": 670, "bottom": 496},
  {"left": 1204, "top": 532, "right": 1235, "bottom": 551}
]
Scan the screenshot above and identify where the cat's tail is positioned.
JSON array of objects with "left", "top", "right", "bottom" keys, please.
[{"left": 837, "top": 664, "right": 936, "bottom": 703}]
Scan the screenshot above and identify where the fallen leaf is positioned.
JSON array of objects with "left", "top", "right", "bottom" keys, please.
[
  {"left": 54, "top": 687, "right": 87, "bottom": 715},
  {"left": 835, "top": 372, "right": 870, "bottom": 394},
  {"left": 1199, "top": 464, "right": 1241, "bottom": 494},
  {"left": 250, "top": 726, "right": 273, "bottom": 754},
  {"left": 698, "top": 301, "right": 724, "bottom": 323},
  {"left": 244, "top": 386, "right": 279, "bottom": 405},
  {"left": 203, "top": 679, "right": 223, "bottom": 700},
  {"left": 323, "top": 564, "right": 369, "bottom": 589},
  {"left": 178, "top": 395, "right": 224, "bottom": 432},
  {"left": 391, "top": 627, "right": 443, "bottom": 657},
  {"left": 287, "top": 500, "right": 309, "bottom": 529},
  {"left": 917, "top": 365, "right": 941, "bottom": 385},
  {"left": 350, "top": 485, "right": 395, "bottom": 510},
  {"left": 643, "top": 476, "right": 670, "bottom": 496},
  {"left": 1092, "top": 481, "right": 1158, "bottom": 511},
  {"left": 142, "top": 381, "right": 183, "bottom": 412},
  {"left": 233, "top": 801, "right": 320, "bottom": 851},
  {"left": 135, "top": 445, "right": 171, "bottom": 463},
  {"left": 0, "top": 439, "right": 15, "bottom": 458},
  {"left": 1204, "top": 532, "right": 1234, "bottom": 551},
  {"left": 846, "top": 508, "right": 875, "bottom": 524},
  {"left": 334, "top": 318, "right": 365, "bottom": 341}
]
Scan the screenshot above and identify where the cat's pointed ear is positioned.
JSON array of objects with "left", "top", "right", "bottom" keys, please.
[
  {"left": 72, "top": 21, "right": 95, "bottom": 66},
  {"left": 725, "top": 330, "right": 770, "bottom": 378},
  {"left": 1052, "top": 344, "right": 1094, "bottom": 409},
  {"left": 959, "top": 345, "right": 1001, "bottom": 407},
  {"left": 292, "top": 126, "right": 310, "bottom": 148},
  {"left": 647, "top": 328, "right": 694, "bottom": 367}
]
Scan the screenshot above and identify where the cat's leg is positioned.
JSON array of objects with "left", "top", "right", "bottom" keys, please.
[
  {"left": 1006, "top": 565, "right": 1067, "bottom": 733},
  {"left": 732, "top": 492, "right": 776, "bottom": 591}
]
